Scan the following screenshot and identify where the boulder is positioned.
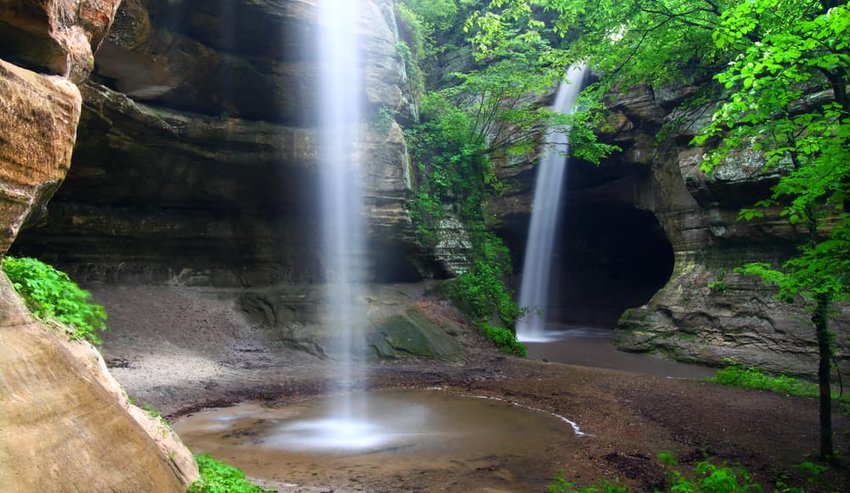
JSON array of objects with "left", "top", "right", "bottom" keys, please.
[
  {"left": 1, "top": 1, "right": 199, "bottom": 489},
  {"left": 0, "top": 58, "right": 80, "bottom": 257},
  {"left": 0, "top": 0, "right": 121, "bottom": 83},
  {"left": 238, "top": 283, "right": 468, "bottom": 363},
  {"left": 0, "top": 274, "right": 197, "bottom": 491}
]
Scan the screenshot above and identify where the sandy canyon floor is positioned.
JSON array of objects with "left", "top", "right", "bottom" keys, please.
[{"left": 91, "top": 284, "right": 849, "bottom": 492}]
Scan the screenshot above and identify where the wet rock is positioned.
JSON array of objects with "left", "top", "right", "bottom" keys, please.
[
  {"left": 369, "top": 309, "right": 466, "bottom": 363},
  {"left": 13, "top": 0, "right": 423, "bottom": 285},
  {"left": 433, "top": 217, "right": 474, "bottom": 276},
  {"left": 12, "top": 82, "right": 421, "bottom": 284},
  {"left": 237, "top": 283, "right": 468, "bottom": 362}
]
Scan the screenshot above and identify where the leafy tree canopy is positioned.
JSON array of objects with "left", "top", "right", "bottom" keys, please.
[{"left": 458, "top": 0, "right": 850, "bottom": 460}]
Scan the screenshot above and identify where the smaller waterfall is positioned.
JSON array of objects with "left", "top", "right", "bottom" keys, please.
[{"left": 516, "top": 66, "right": 588, "bottom": 342}]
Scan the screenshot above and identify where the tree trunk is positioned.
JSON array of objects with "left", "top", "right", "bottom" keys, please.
[{"left": 812, "top": 293, "right": 834, "bottom": 461}]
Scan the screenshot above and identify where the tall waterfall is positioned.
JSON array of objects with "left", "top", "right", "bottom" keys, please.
[
  {"left": 318, "top": 0, "right": 366, "bottom": 420},
  {"left": 516, "top": 66, "right": 588, "bottom": 342}
]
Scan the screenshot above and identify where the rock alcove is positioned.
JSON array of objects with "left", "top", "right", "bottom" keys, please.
[{"left": 498, "top": 158, "right": 675, "bottom": 329}]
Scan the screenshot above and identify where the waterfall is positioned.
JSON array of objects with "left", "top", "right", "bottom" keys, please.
[
  {"left": 317, "top": 0, "right": 366, "bottom": 420},
  {"left": 516, "top": 66, "right": 588, "bottom": 342}
]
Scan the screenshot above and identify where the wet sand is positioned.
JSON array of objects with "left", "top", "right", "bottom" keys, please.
[{"left": 524, "top": 327, "right": 716, "bottom": 379}]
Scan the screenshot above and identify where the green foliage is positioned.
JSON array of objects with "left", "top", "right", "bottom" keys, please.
[
  {"left": 658, "top": 451, "right": 679, "bottom": 466},
  {"left": 375, "top": 104, "right": 399, "bottom": 133},
  {"left": 142, "top": 404, "right": 169, "bottom": 425},
  {"left": 710, "top": 363, "right": 850, "bottom": 406},
  {"left": 442, "top": 229, "right": 526, "bottom": 355},
  {"left": 405, "top": 82, "right": 525, "bottom": 356},
  {"left": 401, "top": 0, "right": 458, "bottom": 33},
  {"left": 462, "top": 0, "right": 849, "bottom": 461},
  {"left": 548, "top": 474, "right": 627, "bottom": 493},
  {"left": 188, "top": 454, "right": 271, "bottom": 493},
  {"left": 395, "top": 39, "right": 426, "bottom": 105},
  {"left": 478, "top": 322, "right": 527, "bottom": 356},
  {"left": 2, "top": 256, "right": 107, "bottom": 345},
  {"left": 400, "top": 0, "right": 620, "bottom": 358},
  {"left": 707, "top": 279, "right": 727, "bottom": 294},
  {"left": 550, "top": 453, "right": 815, "bottom": 492},
  {"left": 445, "top": 261, "right": 516, "bottom": 323},
  {"left": 668, "top": 461, "right": 763, "bottom": 493},
  {"left": 786, "top": 460, "right": 840, "bottom": 492}
]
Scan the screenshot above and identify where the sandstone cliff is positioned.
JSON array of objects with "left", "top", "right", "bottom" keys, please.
[
  {"left": 492, "top": 83, "right": 849, "bottom": 376},
  {"left": 13, "top": 0, "right": 427, "bottom": 285},
  {"left": 0, "top": 1, "right": 197, "bottom": 490}
]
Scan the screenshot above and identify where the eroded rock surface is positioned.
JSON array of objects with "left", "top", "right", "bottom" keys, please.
[
  {"left": 493, "top": 83, "right": 848, "bottom": 375},
  {"left": 0, "top": 59, "right": 80, "bottom": 255},
  {"left": 13, "top": 0, "right": 427, "bottom": 284},
  {"left": 94, "top": 0, "right": 412, "bottom": 123},
  {"left": 1, "top": 1, "right": 198, "bottom": 489},
  {"left": 0, "top": 0, "right": 121, "bottom": 83},
  {"left": 0, "top": 277, "right": 197, "bottom": 491}
]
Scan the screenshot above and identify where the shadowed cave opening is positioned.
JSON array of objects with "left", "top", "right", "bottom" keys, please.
[{"left": 502, "top": 162, "right": 675, "bottom": 330}]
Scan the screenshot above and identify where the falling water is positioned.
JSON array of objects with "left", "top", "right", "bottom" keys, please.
[
  {"left": 317, "top": 0, "right": 367, "bottom": 422},
  {"left": 516, "top": 66, "right": 588, "bottom": 342}
]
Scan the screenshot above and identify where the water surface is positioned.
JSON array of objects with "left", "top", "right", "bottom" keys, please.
[
  {"left": 174, "top": 390, "right": 580, "bottom": 491},
  {"left": 524, "top": 326, "right": 716, "bottom": 379}
]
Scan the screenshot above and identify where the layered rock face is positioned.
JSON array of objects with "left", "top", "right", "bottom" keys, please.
[
  {"left": 13, "top": 0, "right": 426, "bottom": 285},
  {"left": 0, "top": 0, "right": 121, "bottom": 83},
  {"left": 0, "top": 1, "right": 197, "bottom": 490},
  {"left": 494, "top": 84, "right": 848, "bottom": 375},
  {"left": 607, "top": 85, "right": 849, "bottom": 376}
]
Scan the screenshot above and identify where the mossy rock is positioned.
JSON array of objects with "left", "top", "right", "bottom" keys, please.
[{"left": 367, "top": 308, "right": 465, "bottom": 363}]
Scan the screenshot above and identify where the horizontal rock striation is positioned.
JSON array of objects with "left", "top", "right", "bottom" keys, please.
[
  {"left": 494, "top": 83, "right": 849, "bottom": 375},
  {"left": 13, "top": 0, "right": 427, "bottom": 285},
  {"left": 605, "top": 85, "right": 849, "bottom": 376}
]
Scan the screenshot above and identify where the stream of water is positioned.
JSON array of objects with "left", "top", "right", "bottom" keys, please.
[
  {"left": 316, "top": 0, "right": 370, "bottom": 440},
  {"left": 517, "top": 66, "right": 588, "bottom": 342}
]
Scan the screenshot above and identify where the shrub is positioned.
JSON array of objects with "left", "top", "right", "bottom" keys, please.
[
  {"left": 548, "top": 473, "right": 627, "bottom": 493},
  {"left": 2, "top": 256, "right": 107, "bottom": 345},
  {"left": 188, "top": 454, "right": 271, "bottom": 493},
  {"left": 668, "top": 460, "right": 763, "bottom": 493},
  {"left": 479, "top": 323, "right": 526, "bottom": 356}
]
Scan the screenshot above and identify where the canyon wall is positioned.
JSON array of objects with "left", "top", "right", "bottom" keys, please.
[
  {"left": 0, "top": 1, "right": 197, "bottom": 490},
  {"left": 606, "top": 86, "right": 849, "bottom": 376},
  {"left": 12, "top": 0, "right": 430, "bottom": 285},
  {"left": 493, "top": 84, "right": 849, "bottom": 376},
  {"left": 9, "top": 0, "right": 846, "bottom": 377}
]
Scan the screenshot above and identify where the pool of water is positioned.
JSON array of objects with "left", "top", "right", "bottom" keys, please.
[
  {"left": 524, "top": 326, "right": 716, "bottom": 379},
  {"left": 174, "top": 390, "right": 581, "bottom": 491}
]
